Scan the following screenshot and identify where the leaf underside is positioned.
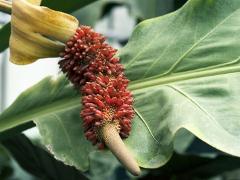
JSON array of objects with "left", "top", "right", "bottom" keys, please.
[{"left": 1, "top": 0, "right": 240, "bottom": 171}]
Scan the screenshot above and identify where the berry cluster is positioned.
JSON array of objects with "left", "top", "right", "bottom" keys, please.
[{"left": 59, "top": 26, "right": 134, "bottom": 148}]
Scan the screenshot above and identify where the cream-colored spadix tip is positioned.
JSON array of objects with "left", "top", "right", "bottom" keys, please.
[
  {"left": 10, "top": 0, "right": 79, "bottom": 65},
  {"left": 100, "top": 124, "right": 141, "bottom": 176}
]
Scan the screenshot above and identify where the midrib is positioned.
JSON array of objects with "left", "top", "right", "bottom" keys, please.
[
  {"left": 0, "top": 97, "right": 80, "bottom": 132},
  {"left": 129, "top": 65, "right": 240, "bottom": 91},
  {"left": 1, "top": 64, "right": 240, "bottom": 132}
]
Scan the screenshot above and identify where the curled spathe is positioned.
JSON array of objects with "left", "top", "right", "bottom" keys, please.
[{"left": 10, "top": 0, "right": 79, "bottom": 64}]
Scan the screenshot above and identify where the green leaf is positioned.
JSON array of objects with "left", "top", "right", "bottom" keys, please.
[
  {"left": 0, "top": 0, "right": 98, "bottom": 53},
  {"left": 0, "top": 23, "right": 10, "bottom": 52},
  {"left": 0, "top": 76, "right": 78, "bottom": 132},
  {"left": 1, "top": 134, "right": 88, "bottom": 180},
  {"left": 119, "top": 0, "right": 240, "bottom": 168},
  {"left": 1, "top": 0, "right": 240, "bottom": 173},
  {"left": 0, "top": 145, "right": 13, "bottom": 179}
]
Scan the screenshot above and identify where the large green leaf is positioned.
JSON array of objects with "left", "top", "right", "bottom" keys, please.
[
  {"left": 120, "top": 0, "right": 240, "bottom": 167},
  {"left": 0, "top": 0, "right": 98, "bottom": 53},
  {"left": 1, "top": 0, "right": 240, "bottom": 173}
]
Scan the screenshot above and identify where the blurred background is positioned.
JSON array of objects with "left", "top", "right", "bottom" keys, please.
[{"left": 1, "top": 0, "right": 240, "bottom": 179}]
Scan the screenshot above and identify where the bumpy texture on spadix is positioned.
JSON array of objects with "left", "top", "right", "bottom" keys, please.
[{"left": 59, "top": 26, "right": 134, "bottom": 149}]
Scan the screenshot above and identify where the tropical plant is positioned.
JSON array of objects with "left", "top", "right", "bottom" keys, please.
[{"left": 0, "top": 0, "right": 240, "bottom": 179}]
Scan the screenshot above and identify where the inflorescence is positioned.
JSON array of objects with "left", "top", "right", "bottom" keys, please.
[{"left": 59, "top": 26, "right": 134, "bottom": 149}]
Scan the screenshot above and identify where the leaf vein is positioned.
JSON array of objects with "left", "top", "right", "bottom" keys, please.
[
  {"left": 165, "top": 84, "right": 225, "bottom": 130},
  {"left": 157, "top": 8, "right": 240, "bottom": 77},
  {"left": 134, "top": 107, "right": 161, "bottom": 144}
]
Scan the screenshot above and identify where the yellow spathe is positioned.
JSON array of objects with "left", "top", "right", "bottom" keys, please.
[{"left": 10, "top": 0, "right": 79, "bottom": 64}]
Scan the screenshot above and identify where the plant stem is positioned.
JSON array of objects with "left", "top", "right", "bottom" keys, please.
[
  {"left": 0, "top": 0, "right": 12, "bottom": 14},
  {"left": 100, "top": 124, "right": 141, "bottom": 176}
]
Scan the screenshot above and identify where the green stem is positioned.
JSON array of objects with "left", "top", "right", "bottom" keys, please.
[{"left": 0, "top": 0, "right": 12, "bottom": 14}]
